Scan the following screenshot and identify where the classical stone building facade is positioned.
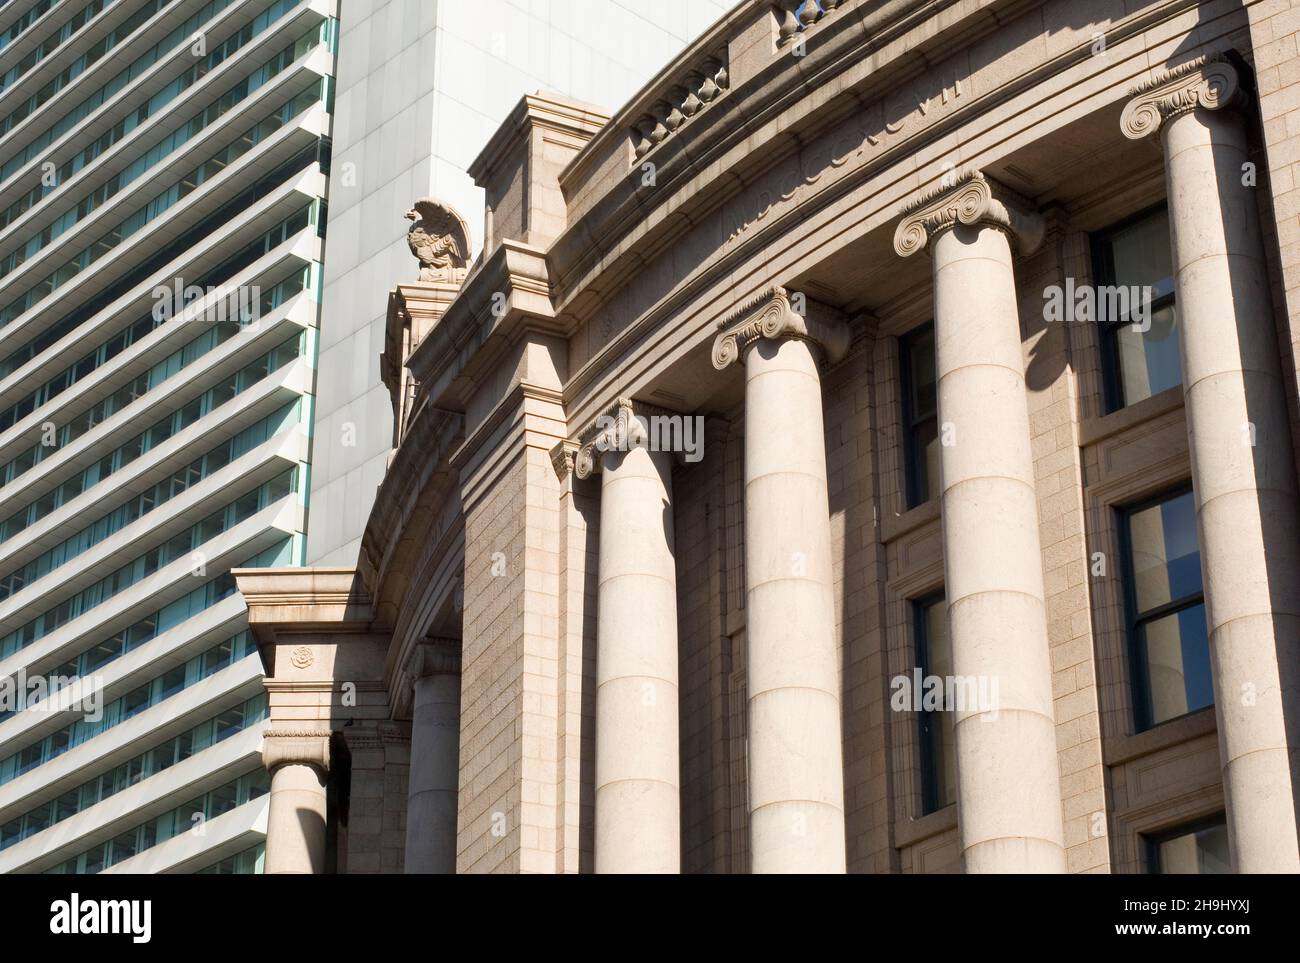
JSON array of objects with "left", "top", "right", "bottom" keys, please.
[{"left": 234, "top": 0, "right": 1300, "bottom": 873}]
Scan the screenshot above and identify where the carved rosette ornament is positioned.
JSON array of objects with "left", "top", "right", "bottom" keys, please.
[
  {"left": 1120, "top": 54, "right": 1243, "bottom": 141},
  {"left": 711, "top": 285, "right": 851, "bottom": 369},
  {"left": 892, "top": 170, "right": 1045, "bottom": 258}
]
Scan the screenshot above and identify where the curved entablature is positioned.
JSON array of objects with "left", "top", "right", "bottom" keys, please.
[
  {"left": 416, "top": 0, "right": 1240, "bottom": 453},
  {"left": 549, "top": 0, "right": 1023, "bottom": 332},
  {"left": 553, "top": 0, "right": 978, "bottom": 272},
  {"left": 359, "top": 404, "right": 465, "bottom": 618}
]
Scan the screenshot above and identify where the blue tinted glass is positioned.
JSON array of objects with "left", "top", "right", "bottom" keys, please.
[
  {"left": 1130, "top": 490, "right": 1201, "bottom": 613},
  {"left": 1141, "top": 601, "right": 1212, "bottom": 725}
]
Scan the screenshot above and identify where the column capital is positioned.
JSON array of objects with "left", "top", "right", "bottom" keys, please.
[
  {"left": 262, "top": 727, "right": 331, "bottom": 774},
  {"left": 407, "top": 636, "right": 463, "bottom": 679},
  {"left": 550, "top": 439, "right": 579, "bottom": 480},
  {"left": 893, "top": 170, "right": 1045, "bottom": 258},
  {"left": 1120, "top": 54, "right": 1243, "bottom": 141},
  {"left": 572, "top": 396, "right": 679, "bottom": 479},
  {"left": 711, "top": 285, "right": 850, "bottom": 369}
]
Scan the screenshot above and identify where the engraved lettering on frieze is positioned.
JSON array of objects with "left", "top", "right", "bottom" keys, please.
[{"left": 725, "top": 67, "right": 966, "bottom": 243}]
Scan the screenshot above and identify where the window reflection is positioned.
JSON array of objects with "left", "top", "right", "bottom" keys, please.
[
  {"left": 914, "top": 594, "right": 955, "bottom": 814},
  {"left": 1094, "top": 207, "right": 1183, "bottom": 408},
  {"left": 1122, "top": 489, "right": 1212, "bottom": 728},
  {"left": 901, "top": 326, "right": 940, "bottom": 507},
  {"left": 1150, "top": 817, "right": 1229, "bottom": 874}
]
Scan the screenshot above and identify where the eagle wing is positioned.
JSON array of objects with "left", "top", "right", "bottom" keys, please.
[
  {"left": 410, "top": 198, "right": 471, "bottom": 264},
  {"left": 407, "top": 228, "right": 441, "bottom": 263}
]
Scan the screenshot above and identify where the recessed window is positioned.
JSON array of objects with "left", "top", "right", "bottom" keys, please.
[
  {"left": 1092, "top": 207, "right": 1181, "bottom": 410},
  {"left": 1120, "top": 488, "right": 1212, "bottom": 729},
  {"left": 1147, "top": 815, "right": 1229, "bottom": 874},
  {"left": 900, "top": 325, "right": 939, "bottom": 508},
  {"left": 913, "top": 593, "right": 955, "bottom": 814}
]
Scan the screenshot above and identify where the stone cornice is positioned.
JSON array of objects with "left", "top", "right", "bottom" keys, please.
[
  {"left": 235, "top": 573, "right": 369, "bottom": 608},
  {"left": 405, "top": 238, "right": 560, "bottom": 416},
  {"left": 469, "top": 92, "right": 610, "bottom": 187},
  {"left": 382, "top": 280, "right": 464, "bottom": 423},
  {"left": 262, "top": 727, "right": 331, "bottom": 773},
  {"left": 893, "top": 169, "right": 1044, "bottom": 257},
  {"left": 549, "top": 1, "right": 1205, "bottom": 416},
  {"left": 711, "top": 285, "right": 851, "bottom": 369},
  {"left": 447, "top": 381, "right": 566, "bottom": 486},
  {"left": 234, "top": 567, "right": 376, "bottom": 640},
  {"left": 551, "top": 0, "right": 1055, "bottom": 318},
  {"left": 359, "top": 401, "right": 463, "bottom": 603},
  {"left": 1120, "top": 53, "right": 1243, "bottom": 141}
]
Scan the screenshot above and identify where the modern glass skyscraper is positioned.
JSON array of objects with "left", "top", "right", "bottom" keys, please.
[{"left": 0, "top": 0, "right": 337, "bottom": 874}]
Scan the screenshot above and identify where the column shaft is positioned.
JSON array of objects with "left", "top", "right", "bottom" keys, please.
[
  {"left": 264, "top": 762, "right": 328, "bottom": 874},
  {"left": 1161, "top": 106, "right": 1300, "bottom": 871},
  {"left": 931, "top": 223, "right": 1066, "bottom": 873},
  {"left": 406, "top": 671, "right": 461, "bottom": 874},
  {"left": 594, "top": 439, "right": 680, "bottom": 873},
  {"left": 743, "top": 336, "right": 846, "bottom": 874}
]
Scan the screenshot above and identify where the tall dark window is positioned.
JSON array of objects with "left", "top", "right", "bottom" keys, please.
[
  {"left": 1119, "top": 487, "right": 1212, "bottom": 730},
  {"left": 1092, "top": 206, "right": 1181, "bottom": 410},
  {"left": 900, "top": 325, "right": 939, "bottom": 507},
  {"left": 913, "top": 593, "right": 955, "bottom": 814},
  {"left": 1146, "top": 815, "right": 1229, "bottom": 874}
]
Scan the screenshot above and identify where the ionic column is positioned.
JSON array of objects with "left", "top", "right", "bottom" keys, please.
[
  {"left": 895, "top": 173, "right": 1067, "bottom": 873},
  {"left": 404, "top": 637, "right": 462, "bottom": 874},
  {"left": 576, "top": 399, "right": 681, "bottom": 873},
  {"left": 262, "top": 728, "right": 331, "bottom": 874},
  {"left": 1123, "top": 57, "right": 1300, "bottom": 872},
  {"left": 712, "top": 289, "right": 851, "bottom": 873}
]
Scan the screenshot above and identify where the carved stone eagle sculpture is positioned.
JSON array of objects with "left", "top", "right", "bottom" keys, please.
[{"left": 404, "top": 197, "right": 471, "bottom": 282}]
